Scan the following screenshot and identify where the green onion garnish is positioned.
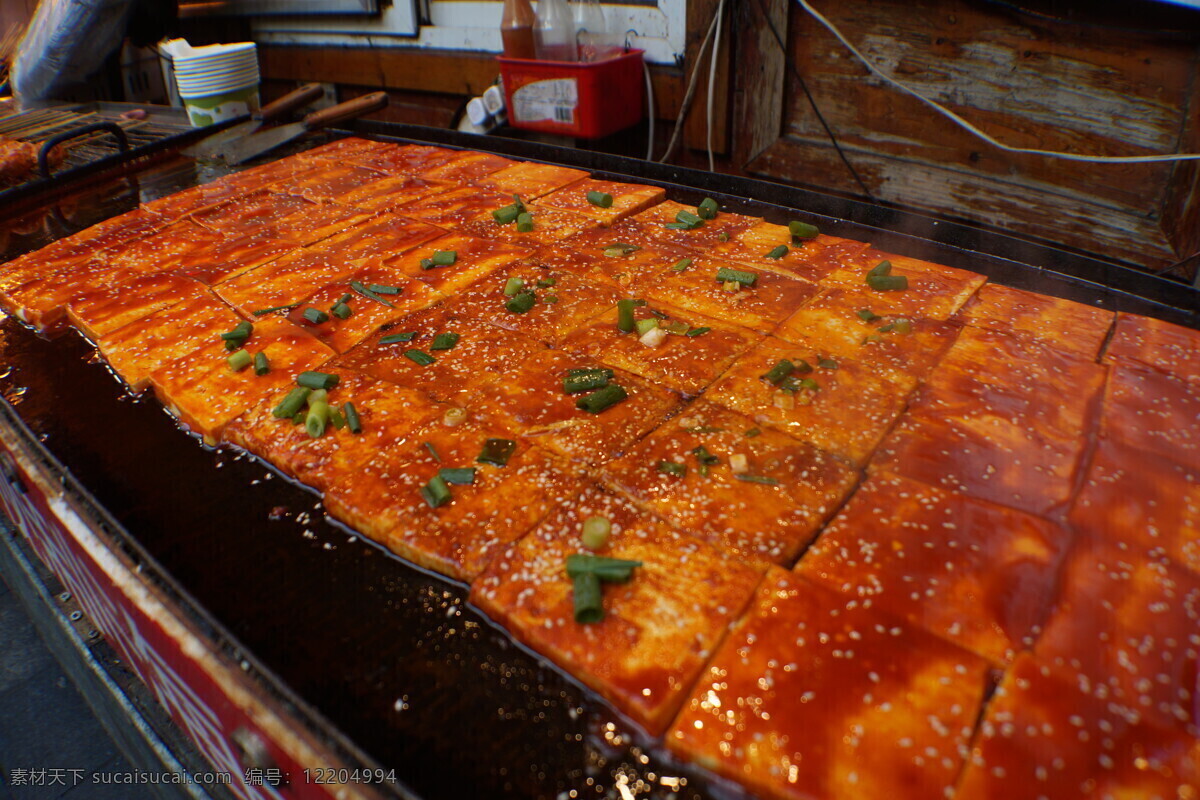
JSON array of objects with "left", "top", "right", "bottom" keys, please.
[
  {"left": 878, "top": 322, "right": 895, "bottom": 332},
  {"left": 516, "top": 212, "right": 534, "bottom": 232},
  {"left": 227, "top": 349, "right": 253, "bottom": 372},
  {"left": 368, "top": 284, "right": 401, "bottom": 295},
  {"left": 715, "top": 267, "right": 757, "bottom": 287},
  {"left": 672, "top": 258, "right": 693, "bottom": 272},
  {"left": 735, "top": 474, "right": 780, "bottom": 486},
  {"left": 537, "top": 277, "right": 557, "bottom": 288},
  {"left": 566, "top": 553, "right": 643, "bottom": 583},
  {"left": 331, "top": 302, "right": 352, "bottom": 320},
  {"left": 220, "top": 321, "right": 253, "bottom": 342},
  {"left": 697, "top": 198, "right": 720, "bottom": 219},
  {"left": 657, "top": 461, "right": 687, "bottom": 477},
  {"left": 306, "top": 400, "right": 329, "bottom": 439},
  {"left": 765, "top": 245, "right": 789, "bottom": 259},
  {"left": 307, "top": 389, "right": 328, "bottom": 407},
  {"left": 438, "top": 467, "right": 476, "bottom": 485},
  {"left": 575, "top": 384, "right": 628, "bottom": 414},
  {"left": 344, "top": 402, "right": 362, "bottom": 434},
  {"left": 420, "top": 258, "right": 435, "bottom": 270},
  {"left": 868, "top": 260, "right": 892, "bottom": 278},
  {"left": 692, "top": 446, "right": 720, "bottom": 466},
  {"left": 564, "top": 368, "right": 614, "bottom": 394},
  {"left": 513, "top": 194, "right": 527, "bottom": 212},
  {"left": 493, "top": 204, "right": 520, "bottom": 225},
  {"left": 602, "top": 243, "right": 640, "bottom": 257},
  {"left": 420, "top": 474, "right": 452, "bottom": 508},
  {"left": 893, "top": 318, "right": 914, "bottom": 334},
  {"left": 581, "top": 516, "right": 611, "bottom": 550},
  {"left": 254, "top": 352, "right": 269, "bottom": 376},
  {"left": 404, "top": 349, "right": 435, "bottom": 366},
  {"left": 251, "top": 304, "right": 299, "bottom": 316},
  {"left": 303, "top": 308, "right": 329, "bottom": 325},
  {"left": 272, "top": 387, "right": 311, "bottom": 418},
  {"left": 477, "top": 438, "right": 517, "bottom": 467},
  {"left": 503, "top": 277, "right": 525, "bottom": 296},
  {"left": 432, "top": 250, "right": 457, "bottom": 266},
  {"left": 328, "top": 407, "right": 346, "bottom": 430},
  {"left": 291, "top": 411, "right": 305, "bottom": 425},
  {"left": 799, "top": 377, "right": 820, "bottom": 391},
  {"left": 586, "top": 190, "right": 614, "bottom": 208},
  {"left": 663, "top": 320, "right": 690, "bottom": 335},
  {"left": 635, "top": 318, "right": 658, "bottom": 336},
  {"left": 686, "top": 326, "right": 711, "bottom": 337},
  {"left": 297, "top": 371, "right": 339, "bottom": 390},
  {"left": 350, "top": 280, "right": 396, "bottom": 309},
  {"left": 544, "top": 295, "right": 558, "bottom": 303},
  {"left": 717, "top": 231, "right": 729, "bottom": 242},
  {"left": 857, "top": 309, "right": 879, "bottom": 321},
  {"left": 424, "top": 441, "right": 441, "bottom": 462},
  {"left": 789, "top": 221, "right": 819, "bottom": 240},
  {"left": 572, "top": 572, "right": 603, "bottom": 623},
  {"left": 430, "top": 332, "right": 460, "bottom": 351},
  {"left": 744, "top": 427, "right": 761, "bottom": 437},
  {"left": 818, "top": 357, "right": 838, "bottom": 369},
  {"left": 616, "top": 298, "right": 638, "bottom": 333},
  {"left": 674, "top": 210, "right": 704, "bottom": 229},
  {"left": 867, "top": 274, "right": 908, "bottom": 291},
  {"left": 379, "top": 332, "right": 415, "bottom": 345},
  {"left": 505, "top": 291, "right": 536, "bottom": 314},
  {"left": 761, "top": 359, "right": 795, "bottom": 385}
]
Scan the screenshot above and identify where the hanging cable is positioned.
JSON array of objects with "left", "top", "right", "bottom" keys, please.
[
  {"left": 706, "top": 0, "right": 726, "bottom": 172},
  {"left": 658, "top": 4, "right": 721, "bottom": 163},
  {"left": 643, "top": 59, "right": 656, "bottom": 161}
]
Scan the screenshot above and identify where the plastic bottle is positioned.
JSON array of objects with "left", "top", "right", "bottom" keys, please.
[
  {"left": 501, "top": 0, "right": 536, "bottom": 60},
  {"left": 534, "top": 0, "right": 577, "bottom": 62},
  {"left": 572, "top": 0, "right": 610, "bottom": 62}
]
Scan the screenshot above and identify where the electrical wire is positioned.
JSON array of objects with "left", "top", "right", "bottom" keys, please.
[
  {"left": 755, "top": 0, "right": 874, "bottom": 199},
  {"left": 796, "top": 0, "right": 1200, "bottom": 164},
  {"left": 706, "top": 0, "right": 726, "bottom": 171},
  {"left": 643, "top": 59, "right": 655, "bottom": 161},
  {"left": 658, "top": 3, "right": 721, "bottom": 163}
]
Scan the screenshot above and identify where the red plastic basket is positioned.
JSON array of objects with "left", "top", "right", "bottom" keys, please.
[{"left": 498, "top": 49, "right": 645, "bottom": 139}]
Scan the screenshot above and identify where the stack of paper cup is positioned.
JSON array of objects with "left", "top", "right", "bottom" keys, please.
[{"left": 165, "top": 40, "right": 261, "bottom": 127}]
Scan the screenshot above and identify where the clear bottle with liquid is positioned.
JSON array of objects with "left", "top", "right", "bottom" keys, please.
[
  {"left": 572, "top": 0, "right": 610, "bottom": 62},
  {"left": 501, "top": 0, "right": 536, "bottom": 60},
  {"left": 534, "top": 0, "right": 578, "bottom": 62}
]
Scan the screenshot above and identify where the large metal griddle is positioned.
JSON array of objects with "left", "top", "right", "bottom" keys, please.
[{"left": 0, "top": 121, "right": 1196, "bottom": 800}]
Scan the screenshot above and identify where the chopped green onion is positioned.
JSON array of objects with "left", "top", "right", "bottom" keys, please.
[
  {"left": 799, "top": 377, "right": 820, "bottom": 391},
  {"left": 420, "top": 474, "right": 452, "bottom": 508},
  {"left": 443, "top": 407, "right": 467, "bottom": 426},
  {"left": 564, "top": 368, "right": 614, "bottom": 394},
  {"left": 544, "top": 295, "right": 559, "bottom": 304},
  {"left": 818, "top": 357, "right": 839, "bottom": 369},
  {"left": 307, "top": 389, "right": 328, "bottom": 407},
  {"left": 663, "top": 320, "right": 690, "bottom": 335},
  {"left": 306, "top": 400, "right": 329, "bottom": 438},
  {"left": 516, "top": 213, "right": 534, "bottom": 232},
  {"left": 430, "top": 332, "right": 460, "bottom": 351},
  {"left": 331, "top": 302, "right": 352, "bottom": 320},
  {"left": 697, "top": 197, "right": 720, "bottom": 219},
  {"left": 794, "top": 359, "right": 814, "bottom": 373},
  {"left": 303, "top": 308, "right": 329, "bottom": 325},
  {"left": 878, "top": 322, "right": 895, "bottom": 333},
  {"left": 328, "top": 407, "right": 346, "bottom": 430},
  {"left": 575, "top": 384, "right": 628, "bottom": 414},
  {"left": 867, "top": 274, "right": 909, "bottom": 291},
  {"left": 432, "top": 250, "right": 457, "bottom": 266},
  {"left": 404, "top": 349, "right": 435, "bottom": 366},
  {"left": 692, "top": 446, "right": 721, "bottom": 465},
  {"left": 664, "top": 222, "right": 690, "bottom": 230},
  {"left": 424, "top": 441, "right": 442, "bottom": 462},
  {"left": 339, "top": 293, "right": 353, "bottom": 303},
  {"left": 744, "top": 427, "right": 761, "bottom": 438},
  {"left": 565, "top": 553, "right": 643, "bottom": 582},
  {"left": 291, "top": 411, "right": 305, "bottom": 425},
  {"left": 635, "top": 318, "right": 659, "bottom": 336},
  {"left": 350, "top": 280, "right": 395, "bottom": 309},
  {"left": 717, "top": 231, "right": 730, "bottom": 242},
  {"left": 505, "top": 291, "right": 536, "bottom": 314},
  {"left": 368, "top": 284, "right": 401, "bottom": 295},
  {"left": 512, "top": 194, "right": 527, "bottom": 212},
  {"left": 686, "top": 326, "right": 711, "bottom": 337},
  {"left": 537, "top": 277, "right": 557, "bottom": 288},
  {"left": 735, "top": 474, "right": 780, "bottom": 486},
  {"left": 657, "top": 460, "right": 687, "bottom": 477},
  {"left": 493, "top": 204, "right": 520, "bottom": 225},
  {"left": 438, "top": 467, "right": 476, "bottom": 485},
  {"left": 723, "top": 280, "right": 740, "bottom": 293},
  {"left": 297, "top": 371, "right": 339, "bottom": 390},
  {"left": 420, "top": 258, "right": 435, "bottom": 270},
  {"left": 868, "top": 260, "right": 892, "bottom": 278},
  {"left": 789, "top": 221, "right": 819, "bottom": 240},
  {"left": 225, "top": 339, "right": 243, "bottom": 352},
  {"left": 581, "top": 516, "right": 611, "bottom": 550},
  {"left": 893, "top": 318, "right": 914, "bottom": 334},
  {"left": 344, "top": 402, "right": 362, "bottom": 434},
  {"left": 227, "top": 349, "right": 253, "bottom": 372},
  {"left": 251, "top": 303, "right": 299, "bottom": 316},
  {"left": 379, "top": 332, "right": 415, "bottom": 345},
  {"left": 220, "top": 321, "right": 253, "bottom": 341},
  {"left": 254, "top": 352, "right": 269, "bottom": 376},
  {"left": 503, "top": 277, "right": 525, "bottom": 296},
  {"left": 765, "top": 245, "right": 789, "bottom": 259},
  {"left": 586, "top": 190, "right": 614, "bottom": 208},
  {"left": 761, "top": 359, "right": 795, "bottom": 385},
  {"left": 863, "top": 334, "right": 884, "bottom": 344},
  {"left": 857, "top": 309, "right": 879, "bottom": 321},
  {"left": 675, "top": 210, "right": 704, "bottom": 229},
  {"left": 273, "top": 387, "right": 311, "bottom": 418},
  {"left": 603, "top": 243, "right": 640, "bottom": 257},
  {"left": 477, "top": 438, "right": 517, "bottom": 467},
  {"left": 616, "top": 299, "right": 638, "bottom": 332},
  {"left": 572, "top": 572, "right": 603, "bottom": 623},
  {"left": 672, "top": 258, "right": 693, "bottom": 272},
  {"left": 715, "top": 267, "right": 757, "bottom": 287}
]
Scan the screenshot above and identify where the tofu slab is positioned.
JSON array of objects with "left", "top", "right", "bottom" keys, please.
[
  {"left": 344, "top": 143, "right": 458, "bottom": 174},
  {"left": 556, "top": 225, "right": 695, "bottom": 288},
  {"left": 667, "top": 569, "right": 990, "bottom": 800},
  {"left": 335, "top": 175, "right": 454, "bottom": 212},
  {"left": 418, "top": 150, "right": 517, "bottom": 183},
  {"left": 172, "top": 231, "right": 298, "bottom": 285},
  {"left": 799, "top": 472, "right": 1072, "bottom": 664},
  {"left": 820, "top": 252, "right": 986, "bottom": 320},
  {"left": 712, "top": 221, "right": 871, "bottom": 282},
  {"left": 68, "top": 272, "right": 212, "bottom": 342},
  {"left": 296, "top": 136, "right": 395, "bottom": 163},
  {"left": 305, "top": 214, "right": 446, "bottom": 263},
  {"left": 268, "top": 163, "right": 390, "bottom": 203},
  {"left": 2, "top": 259, "right": 143, "bottom": 333},
  {"left": 1103, "top": 311, "right": 1200, "bottom": 385},
  {"left": 224, "top": 367, "right": 443, "bottom": 491},
  {"left": 955, "top": 282, "right": 1114, "bottom": 359},
  {"left": 474, "top": 161, "right": 588, "bottom": 199},
  {"left": 378, "top": 233, "right": 532, "bottom": 298},
  {"left": 457, "top": 203, "right": 599, "bottom": 246},
  {"left": 627, "top": 200, "right": 760, "bottom": 252},
  {"left": 324, "top": 419, "right": 583, "bottom": 581},
  {"left": 470, "top": 483, "right": 765, "bottom": 734},
  {"left": 705, "top": 335, "right": 912, "bottom": 466},
  {"left": 537, "top": 178, "right": 665, "bottom": 226},
  {"left": 189, "top": 189, "right": 316, "bottom": 235},
  {"left": 1100, "top": 359, "right": 1200, "bottom": 471},
  {"left": 603, "top": 401, "right": 859, "bottom": 565},
  {"left": 398, "top": 186, "right": 515, "bottom": 229},
  {"left": 214, "top": 248, "right": 368, "bottom": 315}
]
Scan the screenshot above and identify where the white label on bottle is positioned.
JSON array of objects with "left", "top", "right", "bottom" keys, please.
[{"left": 512, "top": 78, "right": 578, "bottom": 125}]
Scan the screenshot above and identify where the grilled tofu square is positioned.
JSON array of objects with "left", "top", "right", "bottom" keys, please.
[
  {"left": 268, "top": 200, "right": 376, "bottom": 246},
  {"left": 706, "top": 335, "right": 911, "bottom": 466},
  {"left": 418, "top": 151, "right": 517, "bottom": 183},
  {"left": 628, "top": 200, "right": 760, "bottom": 252},
  {"left": 68, "top": 272, "right": 211, "bottom": 342},
  {"left": 379, "top": 233, "right": 532, "bottom": 298},
  {"left": 212, "top": 157, "right": 323, "bottom": 194},
  {"left": 1034, "top": 535, "right": 1200, "bottom": 738},
  {"left": 333, "top": 305, "right": 547, "bottom": 406},
  {"left": 1070, "top": 439, "right": 1199, "bottom": 576},
  {"left": 398, "top": 186, "right": 515, "bottom": 229},
  {"left": 668, "top": 569, "right": 990, "bottom": 800},
  {"left": 1104, "top": 311, "right": 1200, "bottom": 385},
  {"left": 777, "top": 289, "right": 961, "bottom": 391},
  {"left": 2, "top": 259, "right": 143, "bottom": 333},
  {"left": 103, "top": 220, "right": 227, "bottom": 275},
  {"left": 214, "top": 248, "right": 369, "bottom": 315},
  {"left": 557, "top": 225, "right": 693, "bottom": 288},
  {"left": 224, "top": 368, "right": 443, "bottom": 492},
  {"left": 283, "top": 263, "right": 440, "bottom": 353},
  {"left": 560, "top": 302, "right": 761, "bottom": 396},
  {"left": 820, "top": 252, "right": 986, "bottom": 320},
  {"left": 470, "top": 483, "right": 765, "bottom": 735},
  {"left": 97, "top": 291, "right": 245, "bottom": 393},
  {"left": 325, "top": 419, "right": 583, "bottom": 581},
  {"left": 143, "top": 172, "right": 293, "bottom": 218},
  {"left": 296, "top": 136, "right": 395, "bottom": 163},
  {"left": 603, "top": 401, "right": 858, "bottom": 565},
  {"left": 512, "top": 241, "right": 612, "bottom": 285},
  {"left": 268, "top": 163, "right": 390, "bottom": 204},
  {"left": 537, "top": 178, "right": 665, "bottom": 226},
  {"left": 483, "top": 349, "right": 681, "bottom": 467},
  {"left": 189, "top": 189, "right": 316, "bottom": 234},
  {"left": 458, "top": 203, "right": 599, "bottom": 246},
  {"left": 149, "top": 315, "right": 334, "bottom": 444},
  {"left": 711, "top": 220, "right": 871, "bottom": 282},
  {"left": 799, "top": 472, "right": 1072, "bottom": 665},
  {"left": 344, "top": 142, "right": 458, "bottom": 174},
  {"left": 307, "top": 214, "right": 446, "bottom": 263},
  {"left": 474, "top": 161, "right": 588, "bottom": 199},
  {"left": 334, "top": 175, "right": 454, "bottom": 212},
  {"left": 1100, "top": 360, "right": 1200, "bottom": 471},
  {"left": 443, "top": 261, "right": 619, "bottom": 346},
  {"left": 957, "top": 653, "right": 1200, "bottom": 800},
  {"left": 172, "top": 230, "right": 298, "bottom": 285},
  {"left": 956, "top": 282, "right": 1114, "bottom": 359}
]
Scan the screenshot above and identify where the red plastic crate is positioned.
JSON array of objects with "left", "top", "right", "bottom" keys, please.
[{"left": 498, "top": 49, "right": 645, "bottom": 138}]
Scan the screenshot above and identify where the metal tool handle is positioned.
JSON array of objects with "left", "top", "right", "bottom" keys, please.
[
  {"left": 38, "top": 122, "right": 129, "bottom": 179},
  {"left": 257, "top": 83, "right": 325, "bottom": 124},
  {"left": 302, "top": 92, "right": 389, "bottom": 131}
]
